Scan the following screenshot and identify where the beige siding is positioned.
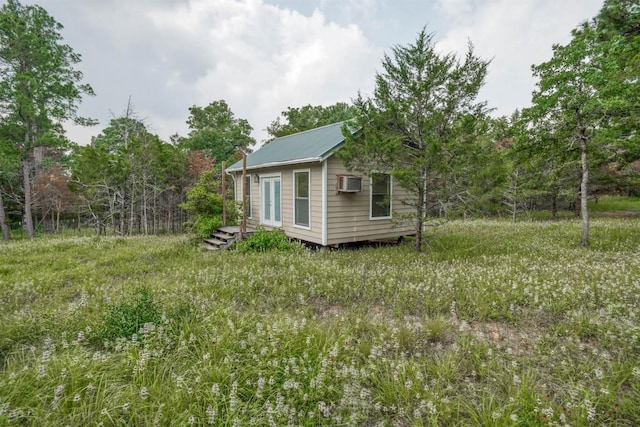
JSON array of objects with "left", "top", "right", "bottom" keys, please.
[
  {"left": 233, "top": 164, "right": 323, "bottom": 244},
  {"left": 232, "top": 154, "right": 415, "bottom": 246},
  {"left": 325, "top": 156, "right": 414, "bottom": 245}
]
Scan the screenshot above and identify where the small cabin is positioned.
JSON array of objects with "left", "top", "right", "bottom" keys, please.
[{"left": 226, "top": 122, "right": 415, "bottom": 246}]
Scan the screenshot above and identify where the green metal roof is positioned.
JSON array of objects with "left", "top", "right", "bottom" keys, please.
[{"left": 227, "top": 121, "right": 350, "bottom": 172}]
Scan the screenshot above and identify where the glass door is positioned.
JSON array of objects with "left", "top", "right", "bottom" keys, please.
[{"left": 261, "top": 176, "right": 281, "bottom": 227}]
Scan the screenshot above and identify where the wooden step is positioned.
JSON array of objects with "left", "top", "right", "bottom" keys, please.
[
  {"left": 211, "top": 232, "right": 235, "bottom": 241},
  {"left": 218, "top": 226, "right": 241, "bottom": 234},
  {"left": 203, "top": 237, "right": 227, "bottom": 246},
  {"left": 202, "top": 226, "right": 245, "bottom": 251}
]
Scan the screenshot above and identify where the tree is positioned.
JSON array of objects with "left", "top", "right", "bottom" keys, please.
[
  {"left": 512, "top": 112, "right": 581, "bottom": 219},
  {"left": 0, "top": 0, "right": 95, "bottom": 238},
  {"left": 179, "top": 100, "right": 254, "bottom": 164},
  {"left": 34, "top": 165, "right": 73, "bottom": 232},
  {"left": 445, "top": 114, "right": 516, "bottom": 218},
  {"left": 339, "top": 29, "right": 489, "bottom": 251},
  {"left": 94, "top": 116, "right": 146, "bottom": 153},
  {"left": 72, "top": 114, "right": 188, "bottom": 235},
  {"left": 0, "top": 133, "right": 21, "bottom": 239},
  {"left": 179, "top": 169, "right": 232, "bottom": 237},
  {"left": 266, "top": 102, "right": 357, "bottom": 139},
  {"left": 525, "top": 0, "right": 639, "bottom": 246},
  {"left": 0, "top": 189, "right": 9, "bottom": 240}
]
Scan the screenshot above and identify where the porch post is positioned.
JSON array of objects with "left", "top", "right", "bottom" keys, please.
[
  {"left": 221, "top": 161, "right": 226, "bottom": 226},
  {"left": 241, "top": 152, "right": 247, "bottom": 236}
]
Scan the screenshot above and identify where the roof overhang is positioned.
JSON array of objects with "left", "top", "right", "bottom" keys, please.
[
  {"left": 227, "top": 156, "right": 323, "bottom": 173},
  {"left": 226, "top": 142, "right": 344, "bottom": 174}
]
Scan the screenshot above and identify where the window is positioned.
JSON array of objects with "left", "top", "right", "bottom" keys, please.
[
  {"left": 244, "top": 175, "right": 251, "bottom": 218},
  {"left": 370, "top": 173, "right": 391, "bottom": 218},
  {"left": 294, "top": 170, "right": 310, "bottom": 227}
]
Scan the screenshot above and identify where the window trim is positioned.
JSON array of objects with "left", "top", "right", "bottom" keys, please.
[
  {"left": 369, "top": 172, "right": 392, "bottom": 220},
  {"left": 260, "top": 173, "right": 282, "bottom": 227},
  {"left": 293, "top": 168, "right": 311, "bottom": 230}
]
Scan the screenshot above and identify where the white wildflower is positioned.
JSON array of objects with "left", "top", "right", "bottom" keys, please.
[
  {"left": 513, "top": 374, "right": 521, "bottom": 386},
  {"left": 593, "top": 367, "right": 604, "bottom": 380}
]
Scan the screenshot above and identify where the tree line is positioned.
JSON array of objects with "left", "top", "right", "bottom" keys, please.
[{"left": 0, "top": 0, "right": 638, "bottom": 248}]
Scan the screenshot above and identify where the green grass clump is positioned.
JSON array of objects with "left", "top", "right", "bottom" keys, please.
[
  {"left": 235, "top": 227, "right": 301, "bottom": 252},
  {"left": 94, "top": 287, "right": 162, "bottom": 343},
  {"left": 1, "top": 219, "right": 639, "bottom": 425}
]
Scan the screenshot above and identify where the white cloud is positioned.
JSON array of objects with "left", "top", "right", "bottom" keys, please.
[
  {"left": 434, "top": 0, "right": 603, "bottom": 116},
  {"left": 22, "top": 0, "right": 605, "bottom": 145},
  {"left": 146, "top": 0, "right": 379, "bottom": 142}
]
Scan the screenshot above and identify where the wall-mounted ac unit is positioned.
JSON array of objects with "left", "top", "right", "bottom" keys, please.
[{"left": 337, "top": 175, "right": 362, "bottom": 192}]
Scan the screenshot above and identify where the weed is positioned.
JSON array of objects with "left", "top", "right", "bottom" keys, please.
[
  {"left": 235, "top": 227, "right": 301, "bottom": 253},
  {"left": 0, "top": 219, "right": 639, "bottom": 425},
  {"left": 94, "top": 287, "right": 162, "bottom": 343}
]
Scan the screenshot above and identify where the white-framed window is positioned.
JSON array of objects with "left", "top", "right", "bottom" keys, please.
[
  {"left": 293, "top": 169, "right": 310, "bottom": 228},
  {"left": 370, "top": 173, "right": 391, "bottom": 219},
  {"left": 244, "top": 175, "right": 252, "bottom": 219}
]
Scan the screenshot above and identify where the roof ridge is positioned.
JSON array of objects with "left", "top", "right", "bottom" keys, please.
[{"left": 275, "top": 121, "right": 344, "bottom": 141}]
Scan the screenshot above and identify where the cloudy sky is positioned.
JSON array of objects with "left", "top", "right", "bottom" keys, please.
[{"left": 19, "top": 0, "right": 603, "bottom": 146}]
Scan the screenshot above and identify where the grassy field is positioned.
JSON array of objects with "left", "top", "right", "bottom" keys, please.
[
  {"left": 589, "top": 196, "right": 640, "bottom": 216},
  {"left": 1, "top": 219, "right": 639, "bottom": 426}
]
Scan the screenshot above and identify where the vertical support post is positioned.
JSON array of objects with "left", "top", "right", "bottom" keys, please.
[
  {"left": 221, "top": 161, "right": 226, "bottom": 227},
  {"left": 241, "top": 152, "right": 247, "bottom": 237}
]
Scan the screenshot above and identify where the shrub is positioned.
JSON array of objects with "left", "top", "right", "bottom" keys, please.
[
  {"left": 189, "top": 214, "right": 223, "bottom": 238},
  {"left": 180, "top": 169, "right": 237, "bottom": 237},
  {"left": 235, "top": 227, "right": 299, "bottom": 253}
]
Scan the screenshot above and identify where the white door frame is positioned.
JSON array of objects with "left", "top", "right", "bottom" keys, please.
[{"left": 260, "top": 174, "right": 282, "bottom": 227}]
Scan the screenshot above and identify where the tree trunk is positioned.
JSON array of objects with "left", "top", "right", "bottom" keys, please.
[
  {"left": 22, "top": 159, "right": 35, "bottom": 238},
  {"left": 0, "top": 192, "right": 10, "bottom": 240},
  {"left": 511, "top": 171, "right": 518, "bottom": 223},
  {"left": 153, "top": 185, "right": 157, "bottom": 235},
  {"left": 415, "top": 173, "right": 427, "bottom": 252},
  {"left": 129, "top": 178, "right": 136, "bottom": 235},
  {"left": 141, "top": 177, "right": 148, "bottom": 235},
  {"left": 222, "top": 162, "right": 227, "bottom": 227},
  {"left": 551, "top": 185, "right": 558, "bottom": 219},
  {"left": 119, "top": 189, "right": 126, "bottom": 235},
  {"left": 580, "top": 132, "right": 589, "bottom": 247},
  {"left": 108, "top": 190, "right": 117, "bottom": 233},
  {"left": 415, "top": 214, "right": 423, "bottom": 252}
]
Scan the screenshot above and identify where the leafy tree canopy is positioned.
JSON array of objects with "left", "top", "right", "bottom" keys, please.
[
  {"left": 0, "top": 0, "right": 95, "bottom": 237},
  {"left": 339, "top": 28, "right": 489, "bottom": 251},
  {"left": 94, "top": 117, "right": 151, "bottom": 152},
  {"left": 524, "top": 0, "right": 639, "bottom": 246},
  {"left": 179, "top": 100, "right": 254, "bottom": 165},
  {"left": 0, "top": 0, "right": 95, "bottom": 148},
  {"left": 266, "top": 102, "right": 357, "bottom": 139}
]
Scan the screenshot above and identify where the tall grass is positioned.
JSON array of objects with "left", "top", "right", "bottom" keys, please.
[
  {"left": 589, "top": 195, "right": 640, "bottom": 214},
  {"left": 1, "top": 219, "right": 639, "bottom": 425}
]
